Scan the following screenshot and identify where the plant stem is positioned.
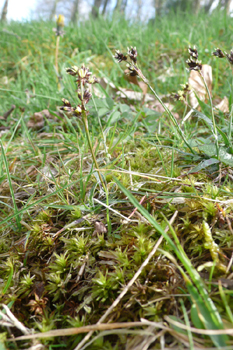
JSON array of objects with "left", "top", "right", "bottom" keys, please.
[
  {"left": 82, "top": 112, "right": 106, "bottom": 191},
  {"left": 55, "top": 35, "right": 60, "bottom": 88}
]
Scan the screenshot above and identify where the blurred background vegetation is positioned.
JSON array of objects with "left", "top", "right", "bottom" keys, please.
[{"left": 1, "top": 0, "right": 232, "bottom": 24}]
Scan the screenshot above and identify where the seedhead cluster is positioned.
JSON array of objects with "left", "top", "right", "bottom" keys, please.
[
  {"left": 60, "top": 64, "right": 99, "bottom": 117},
  {"left": 213, "top": 47, "right": 233, "bottom": 65},
  {"left": 171, "top": 82, "right": 190, "bottom": 101},
  {"left": 186, "top": 46, "right": 202, "bottom": 71},
  {"left": 114, "top": 46, "right": 147, "bottom": 80}
]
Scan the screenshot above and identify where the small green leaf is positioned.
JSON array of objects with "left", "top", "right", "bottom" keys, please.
[{"left": 189, "top": 158, "right": 219, "bottom": 173}]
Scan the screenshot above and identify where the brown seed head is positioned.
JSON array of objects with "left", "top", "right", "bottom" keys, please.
[
  {"left": 212, "top": 48, "right": 225, "bottom": 58},
  {"left": 74, "top": 105, "right": 83, "bottom": 116},
  {"left": 186, "top": 58, "right": 202, "bottom": 71},
  {"left": 75, "top": 64, "right": 92, "bottom": 86},
  {"left": 181, "top": 83, "right": 190, "bottom": 93},
  {"left": 171, "top": 83, "right": 190, "bottom": 101},
  {"left": 66, "top": 66, "right": 79, "bottom": 76},
  {"left": 226, "top": 50, "right": 233, "bottom": 65},
  {"left": 88, "top": 75, "right": 99, "bottom": 84},
  {"left": 60, "top": 106, "right": 74, "bottom": 114},
  {"left": 114, "top": 50, "right": 128, "bottom": 63},
  {"left": 128, "top": 46, "right": 137, "bottom": 63},
  {"left": 62, "top": 98, "right": 71, "bottom": 107},
  {"left": 126, "top": 64, "right": 138, "bottom": 76},
  {"left": 188, "top": 46, "right": 198, "bottom": 59},
  {"left": 78, "top": 89, "right": 92, "bottom": 104}
]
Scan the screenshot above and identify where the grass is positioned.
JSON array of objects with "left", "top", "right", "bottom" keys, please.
[{"left": 1, "top": 9, "right": 233, "bottom": 350}]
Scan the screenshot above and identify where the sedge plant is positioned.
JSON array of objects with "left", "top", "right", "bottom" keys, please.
[
  {"left": 60, "top": 65, "right": 107, "bottom": 191},
  {"left": 114, "top": 47, "right": 194, "bottom": 154}
]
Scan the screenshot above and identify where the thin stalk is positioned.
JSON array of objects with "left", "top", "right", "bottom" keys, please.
[
  {"left": 55, "top": 35, "right": 60, "bottom": 88},
  {"left": 200, "top": 72, "right": 219, "bottom": 159},
  {"left": 82, "top": 112, "right": 106, "bottom": 192},
  {"left": 228, "top": 105, "right": 233, "bottom": 141}
]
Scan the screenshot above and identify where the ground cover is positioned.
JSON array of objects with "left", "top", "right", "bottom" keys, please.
[{"left": 1, "top": 10, "right": 233, "bottom": 350}]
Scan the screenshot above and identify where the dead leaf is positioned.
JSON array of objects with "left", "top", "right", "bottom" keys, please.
[
  {"left": 98, "top": 77, "right": 118, "bottom": 95},
  {"left": 124, "top": 69, "right": 148, "bottom": 96},
  {"left": 145, "top": 100, "right": 179, "bottom": 119},
  {"left": 40, "top": 165, "right": 58, "bottom": 179},
  {"left": 93, "top": 220, "right": 107, "bottom": 235},
  {"left": 188, "top": 64, "right": 212, "bottom": 108},
  {"left": 215, "top": 96, "right": 229, "bottom": 113},
  {"left": 27, "top": 111, "right": 44, "bottom": 130},
  {"left": 116, "top": 89, "right": 154, "bottom": 102},
  {"left": 15, "top": 187, "right": 36, "bottom": 200},
  {"left": 33, "top": 281, "right": 45, "bottom": 299},
  {"left": 27, "top": 109, "right": 59, "bottom": 130}
]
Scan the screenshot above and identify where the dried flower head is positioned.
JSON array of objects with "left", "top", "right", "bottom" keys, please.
[
  {"left": 213, "top": 48, "right": 225, "bottom": 58},
  {"left": 60, "top": 105, "right": 74, "bottom": 114},
  {"left": 88, "top": 75, "right": 99, "bottom": 84},
  {"left": 188, "top": 46, "right": 198, "bottom": 59},
  {"left": 76, "top": 65, "right": 92, "bottom": 86},
  {"left": 128, "top": 46, "right": 137, "bottom": 63},
  {"left": 78, "top": 89, "right": 92, "bottom": 104},
  {"left": 77, "top": 65, "right": 91, "bottom": 79},
  {"left": 226, "top": 50, "right": 233, "bottom": 65},
  {"left": 187, "top": 46, "right": 202, "bottom": 71},
  {"left": 66, "top": 66, "right": 79, "bottom": 76},
  {"left": 114, "top": 50, "right": 128, "bottom": 63},
  {"left": 126, "top": 64, "right": 138, "bottom": 76},
  {"left": 60, "top": 104, "right": 84, "bottom": 117},
  {"left": 171, "top": 83, "right": 190, "bottom": 101},
  {"left": 61, "top": 63, "right": 98, "bottom": 117},
  {"left": 74, "top": 105, "right": 83, "bottom": 116},
  {"left": 186, "top": 58, "right": 202, "bottom": 71},
  {"left": 62, "top": 98, "right": 71, "bottom": 107}
]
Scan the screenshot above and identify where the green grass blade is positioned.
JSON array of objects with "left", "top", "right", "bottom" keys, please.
[{"left": 0, "top": 140, "right": 21, "bottom": 229}]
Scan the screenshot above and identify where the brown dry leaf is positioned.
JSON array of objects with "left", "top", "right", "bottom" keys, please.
[
  {"left": 27, "top": 109, "right": 59, "bottom": 130},
  {"left": 116, "top": 89, "right": 154, "bottom": 102},
  {"left": 93, "top": 77, "right": 118, "bottom": 98},
  {"left": 15, "top": 187, "right": 36, "bottom": 200},
  {"left": 146, "top": 100, "right": 179, "bottom": 119},
  {"left": 95, "top": 76, "right": 152, "bottom": 102},
  {"left": 124, "top": 69, "right": 148, "bottom": 96},
  {"left": 215, "top": 96, "right": 229, "bottom": 113},
  {"left": 93, "top": 220, "right": 107, "bottom": 234},
  {"left": 188, "top": 64, "right": 212, "bottom": 108},
  {"left": 98, "top": 77, "right": 118, "bottom": 94},
  {"left": 27, "top": 111, "right": 45, "bottom": 130},
  {"left": 33, "top": 281, "right": 45, "bottom": 299}
]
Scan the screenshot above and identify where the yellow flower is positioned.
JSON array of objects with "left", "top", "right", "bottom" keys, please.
[{"left": 56, "top": 14, "right": 64, "bottom": 27}]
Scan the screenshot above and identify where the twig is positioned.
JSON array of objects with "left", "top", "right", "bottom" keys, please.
[{"left": 12, "top": 321, "right": 168, "bottom": 341}]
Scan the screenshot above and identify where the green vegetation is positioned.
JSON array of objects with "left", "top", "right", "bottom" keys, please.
[{"left": 1, "top": 9, "right": 233, "bottom": 350}]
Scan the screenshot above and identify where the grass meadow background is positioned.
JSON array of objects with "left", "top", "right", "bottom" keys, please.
[{"left": 1, "top": 9, "right": 233, "bottom": 350}]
